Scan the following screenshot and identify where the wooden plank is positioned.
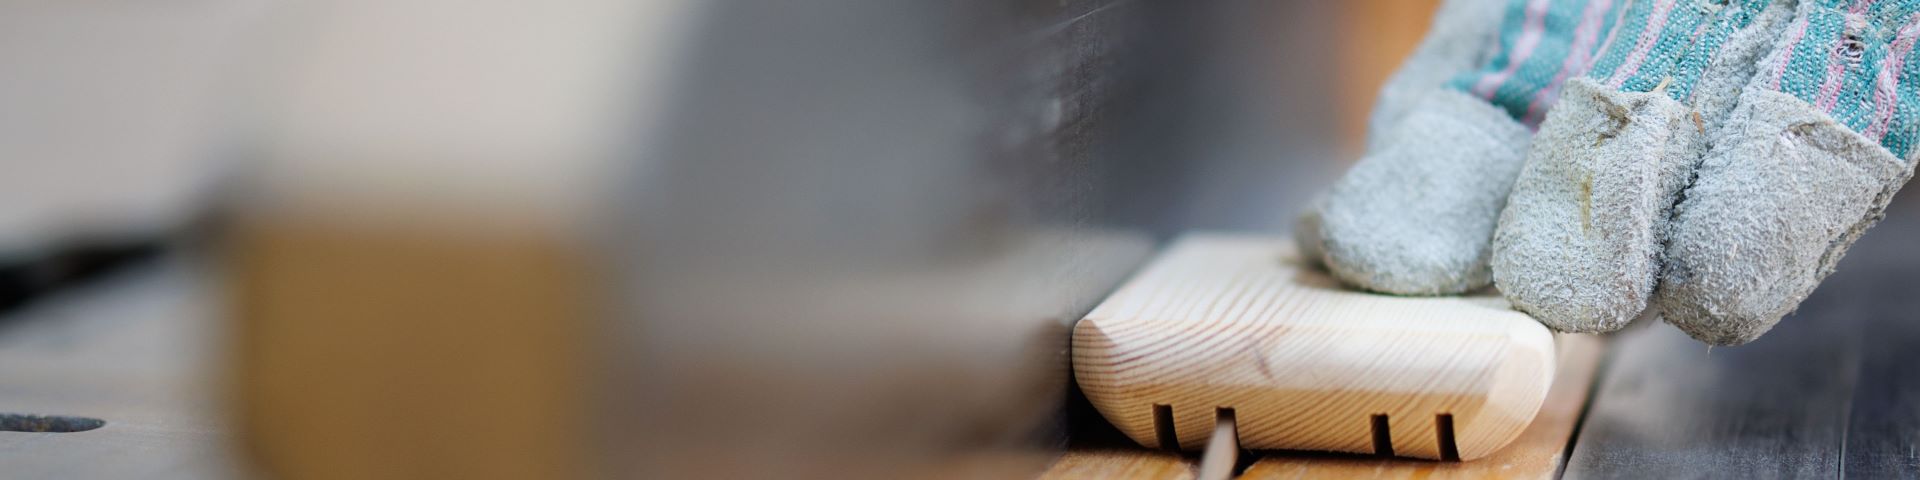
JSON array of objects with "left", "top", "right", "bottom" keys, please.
[
  {"left": 1840, "top": 270, "right": 1920, "bottom": 478},
  {"left": 1556, "top": 197, "right": 1920, "bottom": 478},
  {"left": 1825, "top": 196, "right": 1920, "bottom": 478},
  {"left": 1559, "top": 286, "right": 1864, "bottom": 477},
  {"left": 1239, "top": 333, "right": 1606, "bottom": 479},
  {"left": 1040, "top": 449, "right": 1196, "bottom": 480},
  {"left": 1074, "top": 234, "right": 1558, "bottom": 460}
]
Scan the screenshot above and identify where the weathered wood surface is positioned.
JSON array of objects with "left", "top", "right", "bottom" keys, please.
[
  {"left": 1560, "top": 194, "right": 1920, "bottom": 479},
  {"left": 1074, "top": 234, "right": 1557, "bottom": 460}
]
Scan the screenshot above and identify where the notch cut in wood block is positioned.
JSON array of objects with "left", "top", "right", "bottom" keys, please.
[{"left": 1072, "top": 234, "right": 1555, "bottom": 460}]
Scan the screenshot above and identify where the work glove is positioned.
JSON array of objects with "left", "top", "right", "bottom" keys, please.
[
  {"left": 1298, "top": 0, "right": 1592, "bottom": 295},
  {"left": 1304, "top": 0, "right": 1920, "bottom": 346}
]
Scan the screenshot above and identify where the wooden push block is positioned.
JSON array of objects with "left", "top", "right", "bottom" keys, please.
[{"left": 1072, "top": 234, "right": 1555, "bottom": 460}]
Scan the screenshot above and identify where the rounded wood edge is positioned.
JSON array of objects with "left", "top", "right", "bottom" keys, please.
[
  {"left": 1070, "top": 317, "right": 1164, "bottom": 450},
  {"left": 1452, "top": 319, "right": 1557, "bottom": 460}
]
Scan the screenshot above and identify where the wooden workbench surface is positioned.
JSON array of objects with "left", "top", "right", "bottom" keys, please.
[
  {"left": 9, "top": 196, "right": 1920, "bottom": 478},
  {"left": 1557, "top": 196, "right": 1920, "bottom": 478}
]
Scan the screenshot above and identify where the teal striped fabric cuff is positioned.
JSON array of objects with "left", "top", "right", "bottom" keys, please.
[
  {"left": 1450, "top": 0, "right": 1622, "bottom": 126},
  {"left": 1760, "top": 0, "right": 1920, "bottom": 158}
]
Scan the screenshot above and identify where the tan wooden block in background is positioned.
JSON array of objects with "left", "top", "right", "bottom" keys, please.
[{"left": 1072, "top": 234, "right": 1556, "bottom": 461}]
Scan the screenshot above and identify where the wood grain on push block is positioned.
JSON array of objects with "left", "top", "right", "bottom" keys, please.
[
  {"left": 1241, "top": 333, "right": 1606, "bottom": 479},
  {"left": 1072, "top": 234, "right": 1555, "bottom": 460}
]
